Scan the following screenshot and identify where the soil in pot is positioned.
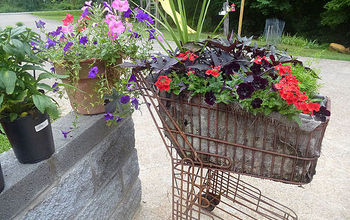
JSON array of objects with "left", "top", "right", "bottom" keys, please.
[
  {"left": 55, "top": 59, "right": 122, "bottom": 115},
  {"left": 1, "top": 110, "right": 55, "bottom": 164},
  {"left": 0, "top": 163, "right": 4, "bottom": 193}
]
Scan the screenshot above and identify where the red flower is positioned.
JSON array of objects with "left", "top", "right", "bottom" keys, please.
[
  {"left": 274, "top": 64, "right": 292, "bottom": 76},
  {"left": 205, "top": 66, "right": 221, "bottom": 77},
  {"left": 155, "top": 75, "right": 172, "bottom": 91},
  {"left": 176, "top": 50, "right": 198, "bottom": 62},
  {"left": 205, "top": 69, "right": 212, "bottom": 75},
  {"left": 62, "top": 13, "right": 74, "bottom": 26},
  {"left": 254, "top": 56, "right": 269, "bottom": 64}
]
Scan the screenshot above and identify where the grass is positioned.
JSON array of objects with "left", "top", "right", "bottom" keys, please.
[
  {"left": 31, "top": 10, "right": 82, "bottom": 23},
  {"left": 31, "top": 11, "right": 350, "bottom": 61},
  {"left": 0, "top": 133, "right": 11, "bottom": 154}
]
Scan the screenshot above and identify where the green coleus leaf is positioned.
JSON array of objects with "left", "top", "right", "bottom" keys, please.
[{"left": 0, "top": 69, "right": 17, "bottom": 94}]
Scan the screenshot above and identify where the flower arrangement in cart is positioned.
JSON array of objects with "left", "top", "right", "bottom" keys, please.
[
  {"left": 123, "top": 0, "right": 330, "bottom": 123},
  {"left": 33, "top": 0, "right": 162, "bottom": 125}
]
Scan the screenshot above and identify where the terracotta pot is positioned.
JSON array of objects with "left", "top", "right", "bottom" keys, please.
[{"left": 55, "top": 59, "right": 120, "bottom": 115}]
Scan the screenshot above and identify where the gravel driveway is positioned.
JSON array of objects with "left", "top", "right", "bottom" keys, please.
[{"left": 1, "top": 12, "right": 350, "bottom": 220}]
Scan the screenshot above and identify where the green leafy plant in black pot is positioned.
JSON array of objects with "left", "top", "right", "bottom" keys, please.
[{"left": 0, "top": 25, "right": 65, "bottom": 164}]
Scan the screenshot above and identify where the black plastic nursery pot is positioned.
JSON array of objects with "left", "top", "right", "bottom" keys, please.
[
  {"left": 0, "top": 163, "right": 4, "bottom": 193},
  {"left": 1, "top": 111, "right": 55, "bottom": 164}
]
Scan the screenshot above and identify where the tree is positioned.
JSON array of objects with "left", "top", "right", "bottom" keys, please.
[{"left": 321, "top": 0, "right": 350, "bottom": 26}]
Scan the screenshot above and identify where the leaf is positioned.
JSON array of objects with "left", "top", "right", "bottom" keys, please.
[
  {"left": 32, "top": 94, "right": 53, "bottom": 113},
  {"left": 187, "top": 63, "right": 210, "bottom": 71},
  {"left": 10, "top": 39, "right": 24, "bottom": 49},
  {"left": 37, "top": 83, "right": 53, "bottom": 91},
  {"left": 0, "top": 94, "right": 4, "bottom": 107},
  {"left": 10, "top": 113, "right": 18, "bottom": 122},
  {"left": 0, "top": 70, "right": 17, "bottom": 94},
  {"left": 10, "top": 26, "right": 26, "bottom": 37},
  {"left": 151, "top": 57, "right": 179, "bottom": 74},
  {"left": 36, "top": 72, "right": 69, "bottom": 82}
]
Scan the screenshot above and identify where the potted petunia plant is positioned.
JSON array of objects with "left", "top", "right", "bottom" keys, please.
[
  {"left": 35, "top": 0, "right": 156, "bottom": 118},
  {"left": 0, "top": 25, "right": 63, "bottom": 164},
  {"left": 124, "top": 1, "right": 331, "bottom": 184}
]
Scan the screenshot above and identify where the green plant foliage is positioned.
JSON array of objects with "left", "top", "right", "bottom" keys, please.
[
  {"left": 0, "top": 133, "right": 11, "bottom": 154},
  {"left": 0, "top": 25, "right": 61, "bottom": 121},
  {"left": 321, "top": 0, "right": 350, "bottom": 26}
]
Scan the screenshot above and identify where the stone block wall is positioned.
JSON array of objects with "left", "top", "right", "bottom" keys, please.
[{"left": 0, "top": 113, "right": 140, "bottom": 220}]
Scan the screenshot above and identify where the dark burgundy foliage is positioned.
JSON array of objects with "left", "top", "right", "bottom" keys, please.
[{"left": 251, "top": 98, "right": 263, "bottom": 109}]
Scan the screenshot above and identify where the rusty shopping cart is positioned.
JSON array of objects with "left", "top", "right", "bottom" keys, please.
[{"left": 134, "top": 69, "right": 329, "bottom": 219}]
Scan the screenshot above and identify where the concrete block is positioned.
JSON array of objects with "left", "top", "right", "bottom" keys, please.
[
  {"left": 89, "top": 118, "right": 135, "bottom": 188},
  {"left": 122, "top": 149, "right": 140, "bottom": 189},
  {"left": 75, "top": 170, "right": 124, "bottom": 219},
  {"left": 52, "top": 112, "right": 111, "bottom": 175},
  {"left": 22, "top": 159, "right": 94, "bottom": 220},
  {"left": 0, "top": 151, "right": 55, "bottom": 220},
  {"left": 109, "top": 178, "right": 142, "bottom": 220}
]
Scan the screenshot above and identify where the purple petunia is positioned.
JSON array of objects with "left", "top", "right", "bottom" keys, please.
[
  {"left": 102, "top": 1, "right": 113, "bottom": 12},
  {"left": 82, "top": 8, "right": 90, "bottom": 18},
  {"left": 63, "top": 42, "right": 73, "bottom": 54},
  {"left": 93, "top": 41, "right": 97, "bottom": 45},
  {"left": 30, "top": 41, "right": 38, "bottom": 46},
  {"left": 251, "top": 75, "right": 268, "bottom": 90},
  {"left": 35, "top": 20, "right": 46, "bottom": 29},
  {"left": 136, "top": 12, "right": 154, "bottom": 25},
  {"left": 146, "top": 29, "right": 156, "bottom": 40},
  {"left": 124, "top": 8, "right": 132, "bottom": 18},
  {"left": 116, "top": 116, "right": 123, "bottom": 122},
  {"left": 205, "top": 91, "right": 216, "bottom": 106},
  {"left": 52, "top": 82, "right": 59, "bottom": 93},
  {"left": 61, "top": 130, "right": 71, "bottom": 139},
  {"left": 236, "top": 83, "right": 254, "bottom": 100},
  {"left": 88, "top": 66, "right": 99, "bottom": 78},
  {"left": 104, "top": 112, "right": 114, "bottom": 121},
  {"left": 251, "top": 98, "right": 263, "bottom": 109},
  {"left": 50, "top": 67, "right": 55, "bottom": 73},
  {"left": 130, "top": 31, "right": 141, "bottom": 39},
  {"left": 45, "top": 39, "right": 56, "bottom": 49},
  {"left": 131, "top": 97, "right": 139, "bottom": 110},
  {"left": 79, "top": 36, "right": 88, "bottom": 45},
  {"left": 49, "top": 26, "right": 62, "bottom": 37},
  {"left": 120, "top": 95, "right": 130, "bottom": 104},
  {"left": 128, "top": 74, "right": 136, "bottom": 83}
]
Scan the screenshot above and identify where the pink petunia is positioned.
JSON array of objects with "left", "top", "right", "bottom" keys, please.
[
  {"left": 109, "top": 20, "right": 126, "bottom": 35},
  {"left": 62, "top": 25, "right": 73, "bottom": 35},
  {"left": 125, "top": 22, "right": 133, "bottom": 31},
  {"left": 112, "top": 0, "right": 129, "bottom": 12}
]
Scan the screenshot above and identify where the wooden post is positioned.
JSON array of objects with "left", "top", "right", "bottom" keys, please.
[
  {"left": 224, "top": 1, "right": 229, "bottom": 37},
  {"left": 155, "top": 1, "right": 160, "bottom": 29},
  {"left": 238, "top": 0, "right": 245, "bottom": 36}
]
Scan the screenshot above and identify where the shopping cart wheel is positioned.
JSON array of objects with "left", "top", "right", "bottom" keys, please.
[{"left": 200, "top": 193, "right": 221, "bottom": 212}]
